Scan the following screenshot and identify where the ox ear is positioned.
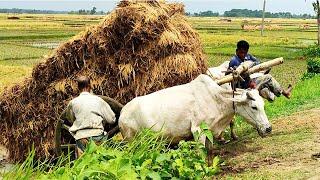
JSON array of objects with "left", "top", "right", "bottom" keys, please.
[{"left": 246, "top": 92, "right": 256, "bottom": 101}]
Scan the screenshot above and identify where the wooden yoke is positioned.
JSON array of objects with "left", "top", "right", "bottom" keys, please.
[
  {"left": 215, "top": 57, "right": 284, "bottom": 85},
  {"left": 216, "top": 61, "right": 253, "bottom": 85}
]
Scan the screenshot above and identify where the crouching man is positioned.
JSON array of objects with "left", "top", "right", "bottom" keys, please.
[{"left": 64, "top": 76, "right": 116, "bottom": 157}]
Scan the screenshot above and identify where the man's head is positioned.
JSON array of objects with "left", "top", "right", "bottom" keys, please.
[
  {"left": 236, "top": 40, "right": 250, "bottom": 61},
  {"left": 77, "top": 76, "right": 91, "bottom": 92}
]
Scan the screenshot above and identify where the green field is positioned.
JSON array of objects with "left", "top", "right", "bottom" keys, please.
[
  {"left": 1, "top": 13, "right": 319, "bottom": 179},
  {"left": 0, "top": 14, "right": 316, "bottom": 90}
]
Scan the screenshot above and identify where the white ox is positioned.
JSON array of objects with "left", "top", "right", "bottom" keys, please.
[{"left": 119, "top": 74, "right": 272, "bottom": 165}]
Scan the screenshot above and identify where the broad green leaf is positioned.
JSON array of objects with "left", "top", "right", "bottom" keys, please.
[
  {"left": 160, "top": 170, "right": 172, "bottom": 178},
  {"left": 212, "top": 156, "right": 219, "bottom": 168},
  {"left": 203, "top": 129, "right": 214, "bottom": 145},
  {"left": 200, "top": 122, "right": 210, "bottom": 130},
  {"left": 141, "top": 159, "right": 152, "bottom": 168},
  {"left": 147, "top": 171, "right": 161, "bottom": 180},
  {"left": 155, "top": 154, "right": 169, "bottom": 163}
]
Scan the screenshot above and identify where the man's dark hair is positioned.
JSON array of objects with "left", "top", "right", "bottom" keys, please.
[
  {"left": 77, "top": 76, "right": 90, "bottom": 91},
  {"left": 237, "top": 40, "right": 250, "bottom": 50}
]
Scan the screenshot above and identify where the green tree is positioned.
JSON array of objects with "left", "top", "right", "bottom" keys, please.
[{"left": 90, "top": 7, "right": 97, "bottom": 15}]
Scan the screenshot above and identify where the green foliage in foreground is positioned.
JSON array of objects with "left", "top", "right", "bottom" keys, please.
[{"left": 3, "top": 130, "right": 219, "bottom": 180}]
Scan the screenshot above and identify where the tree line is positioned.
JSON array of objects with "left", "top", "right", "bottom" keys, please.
[
  {"left": 0, "top": 7, "right": 107, "bottom": 15},
  {"left": 187, "top": 9, "right": 314, "bottom": 19},
  {"left": 0, "top": 8, "right": 314, "bottom": 19}
]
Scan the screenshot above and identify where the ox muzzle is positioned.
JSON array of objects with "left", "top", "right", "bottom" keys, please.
[{"left": 257, "top": 125, "right": 272, "bottom": 137}]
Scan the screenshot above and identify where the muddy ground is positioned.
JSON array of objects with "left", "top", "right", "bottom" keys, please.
[{"left": 0, "top": 108, "right": 319, "bottom": 179}]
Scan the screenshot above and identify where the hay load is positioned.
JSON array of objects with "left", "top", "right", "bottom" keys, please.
[{"left": 0, "top": 0, "right": 207, "bottom": 162}]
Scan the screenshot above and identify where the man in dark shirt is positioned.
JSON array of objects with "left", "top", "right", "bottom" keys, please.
[
  {"left": 228, "top": 40, "right": 259, "bottom": 89},
  {"left": 228, "top": 40, "right": 292, "bottom": 98}
]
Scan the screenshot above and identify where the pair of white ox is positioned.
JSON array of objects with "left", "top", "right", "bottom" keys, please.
[{"left": 119, "top": 70, "right": 272, "bottom": 165}]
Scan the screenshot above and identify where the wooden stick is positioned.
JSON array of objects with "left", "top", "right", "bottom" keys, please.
[{"left": 248, "top": 57, "right": 283, "bottom": 74}]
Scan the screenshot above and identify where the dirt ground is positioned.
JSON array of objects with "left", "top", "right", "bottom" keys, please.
[{"left": 215, "top": 108, "right": 320, "bottom": 179}]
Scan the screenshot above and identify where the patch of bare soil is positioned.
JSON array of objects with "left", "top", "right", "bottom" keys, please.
[{"left": 215, "top": 108, "right": 320, "bottom": 179}]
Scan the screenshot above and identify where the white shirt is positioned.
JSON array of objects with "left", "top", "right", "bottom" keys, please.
[{"left": 67, "top": 92, "right": 116, "bottom": 140}]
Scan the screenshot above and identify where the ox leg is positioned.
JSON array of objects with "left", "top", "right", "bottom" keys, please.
[
  {"left": 217, "top": 132, "right": 226, "bottom": 144},
  {"left": 191, "top": 126, "right": 214, "bottom": 166},
  {"left": 218, "top": 132, "right": 225, "bottom": 141},
  {"left": 230, "top": 119, "right": 238, "bottom": 140},
  {"left": 205, "top": 137, "right": 214, "bottom": 166}
]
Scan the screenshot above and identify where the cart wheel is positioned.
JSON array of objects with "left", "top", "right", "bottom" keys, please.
[
  {"left": 54, "top": 120, "right": 76, "bottom": 158},
  {"left": 98, "top": 96, "right": 124, "bottom": 137}
]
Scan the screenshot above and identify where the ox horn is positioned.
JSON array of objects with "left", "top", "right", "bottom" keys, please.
[{"left": 246, "top": 92, "right": 256, "bottom": 101}]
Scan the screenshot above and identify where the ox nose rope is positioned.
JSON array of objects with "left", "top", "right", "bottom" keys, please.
[{"left": 231, "top": 68, "right": 236, "bottom": 111}]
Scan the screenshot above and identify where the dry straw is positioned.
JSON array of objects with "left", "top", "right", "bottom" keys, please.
[{"left": 0, "top": 0, "right": 207, "bottom": 162}]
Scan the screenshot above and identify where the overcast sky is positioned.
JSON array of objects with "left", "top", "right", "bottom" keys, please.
[{"left": 0, "top": 0, "right": 315, "bottom": 15}]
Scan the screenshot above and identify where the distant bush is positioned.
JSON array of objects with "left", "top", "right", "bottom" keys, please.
[{"left": 302, "top": 57, "right": 320, "bottom": 80}]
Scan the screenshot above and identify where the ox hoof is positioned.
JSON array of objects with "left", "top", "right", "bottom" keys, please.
[{"left": 231, "top": 135, "right": 239, "bottom": 141}]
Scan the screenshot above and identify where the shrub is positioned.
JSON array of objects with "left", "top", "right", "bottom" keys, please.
[
  {"left": 302, "top": 46, "right": 320, "bottom": 57},
  {"left": 302, "top": 57, "right": 320, "bottom": 80}
]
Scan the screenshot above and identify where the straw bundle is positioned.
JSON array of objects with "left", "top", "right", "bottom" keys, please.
[{"left": 0, "top": 0, "right": 207, "bottom": 162}]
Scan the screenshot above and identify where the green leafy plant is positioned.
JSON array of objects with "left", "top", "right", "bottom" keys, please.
[
  {"left": 302, "top": 46, "right": 320, "bottom": 57},
  {"left": 302, "top": 57, "right": 320, "bottom": 80},
  {"left": 193, "top": 122, "right": 214, "bottom": 145},
  {"left": 3, "top": 129, "right": 219, "bottom": 179}
]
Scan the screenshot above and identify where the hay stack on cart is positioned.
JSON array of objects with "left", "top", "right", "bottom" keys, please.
[{"left": 0, "top": 0, "right": 207, "bottom": 162}]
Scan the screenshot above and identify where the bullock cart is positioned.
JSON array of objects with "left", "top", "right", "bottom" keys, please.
[{"left": 54, "top": 58, "right": 284, "bottom": 157}]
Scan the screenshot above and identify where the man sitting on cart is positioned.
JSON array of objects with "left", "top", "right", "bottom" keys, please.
[{"left": 228, "top": 40, "right": 292, "bottom": 99}]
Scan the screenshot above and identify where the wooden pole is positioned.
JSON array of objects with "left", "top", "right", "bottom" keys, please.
[
  {"left": 261, "top": 0, "right": 266, "bottom": 37},
  {"left": 317, "top": 0, "right": 320, "bottom": 46},
  {"left": 248, "top": 57, "right": 283, "bottom": 74}
]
